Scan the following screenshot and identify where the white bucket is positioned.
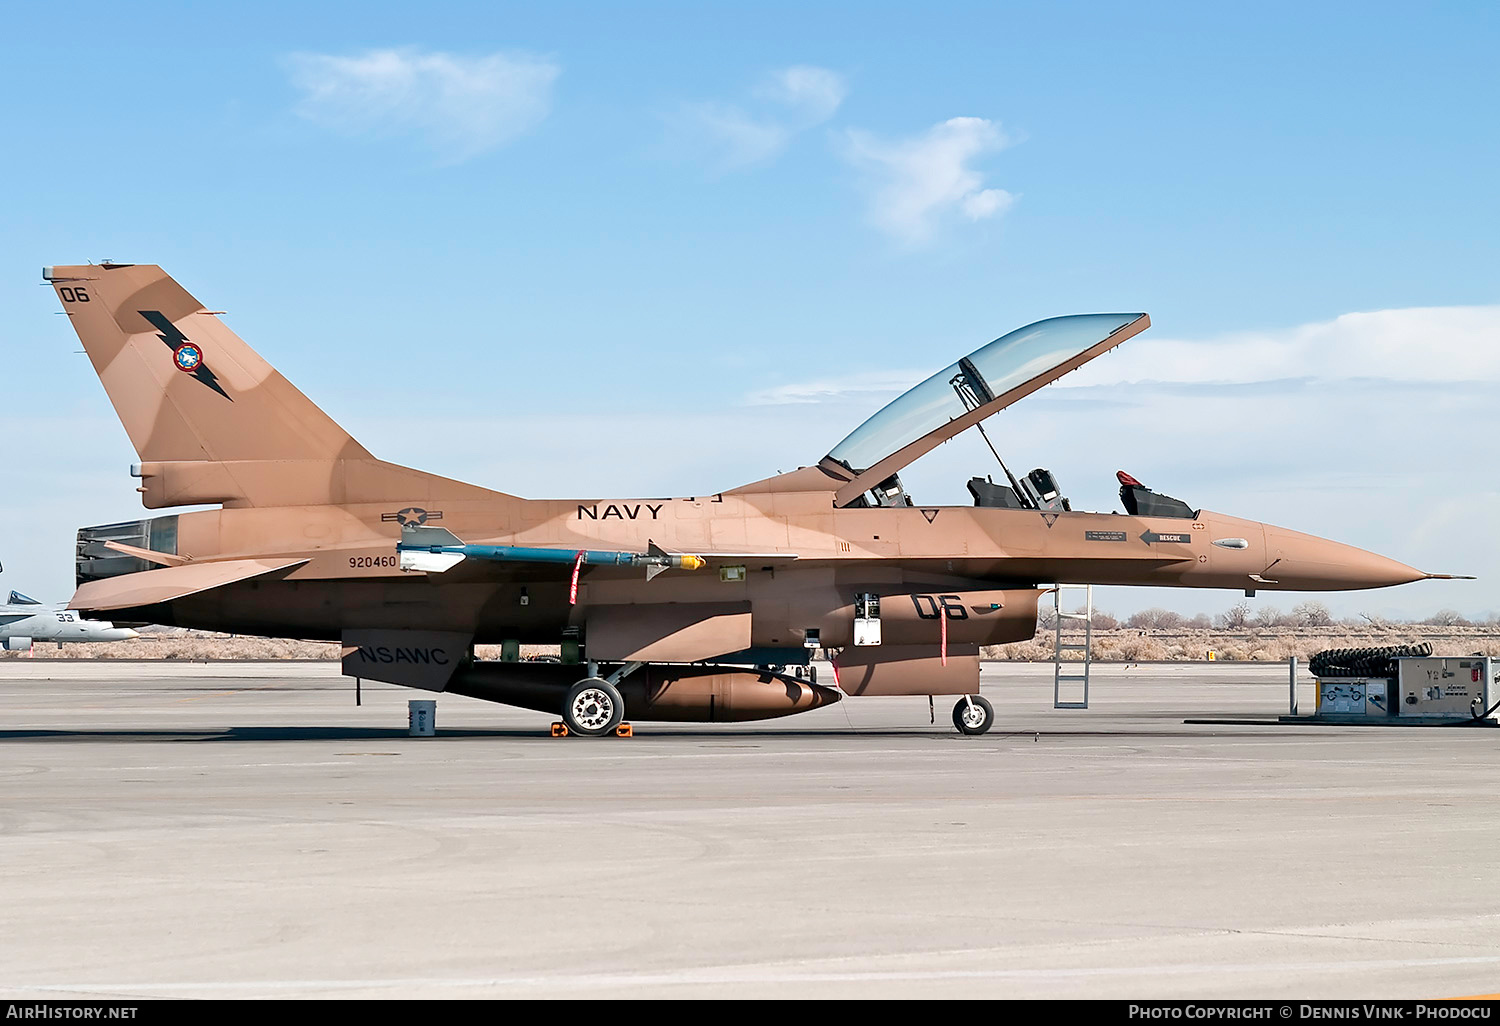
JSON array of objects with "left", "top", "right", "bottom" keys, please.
[{"left": 408, "top": 700, "right": 436, "bottom": 737}]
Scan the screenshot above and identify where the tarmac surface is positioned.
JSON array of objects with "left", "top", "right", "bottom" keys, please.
[{"left": 1, "top": 659, "right": 1498, "bottom": 1000}]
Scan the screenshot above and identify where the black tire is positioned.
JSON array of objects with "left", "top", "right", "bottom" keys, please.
[
  {"left": 952, "top": 695, "right": 995, "bottom": 735},
  {"left": 562, "top": 678, "right": 624, "bottom": 737}
]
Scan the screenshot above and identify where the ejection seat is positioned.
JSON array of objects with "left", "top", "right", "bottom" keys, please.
[
  {"left": 968, "top": 468, "right": 1071, "bottom": 511},
  {"left": 1116, "top": 471, "right": 1196, "bottom": 518},
  {"left": 967, "top": 476, "right": 1025, "bottom": 508}
]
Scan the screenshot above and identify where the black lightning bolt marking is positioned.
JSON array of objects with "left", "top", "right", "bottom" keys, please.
[{"left": 138, "top": 310, "right": 233, "bottom": 402}]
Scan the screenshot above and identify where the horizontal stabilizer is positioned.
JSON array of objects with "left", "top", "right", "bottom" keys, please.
[
  {"left": 102, "top": 540, "right": 191, "bottom": 567},
  {"left": 71, "top": 558, "right": 309, "bottom": 612}
]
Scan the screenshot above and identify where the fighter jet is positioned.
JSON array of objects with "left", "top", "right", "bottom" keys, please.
[
  {"left": 44, "top": 263, "right": 1460, "bottom": 735},
  {"left": 0, "top": 588, "right": 138, "bottom": 651}
]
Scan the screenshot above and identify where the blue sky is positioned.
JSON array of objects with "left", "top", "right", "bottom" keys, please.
[{"left": 2, "top": 1, "right": 1497, "bottom": 618}]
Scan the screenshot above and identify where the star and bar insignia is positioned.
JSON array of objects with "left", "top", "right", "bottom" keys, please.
[{"left": 381, "top": 508, "right": 443, "bottom": 527}]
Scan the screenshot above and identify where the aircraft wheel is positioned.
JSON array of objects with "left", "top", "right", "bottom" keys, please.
[
  {"left": 952, "top": 695, "right": 994, "bottom": 735},
  {"left": 562, "top": 678, "right": 625, "bottom": 737}
]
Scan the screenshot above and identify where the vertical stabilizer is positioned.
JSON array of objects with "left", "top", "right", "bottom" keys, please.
[{"left": 45, "top": 263, "right": 371, "bottom": 465}]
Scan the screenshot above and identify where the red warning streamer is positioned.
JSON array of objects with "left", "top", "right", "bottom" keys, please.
[
  {"left": 940, "top": 608, "right": 948, "bottom": 667},
  {"left": 568, "top": 551, "right": 585, "bottom": 605}
]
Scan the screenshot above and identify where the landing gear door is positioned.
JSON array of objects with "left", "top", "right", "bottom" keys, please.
[{"left": 854, "top": 593, "right": 882, "bottom": 647}]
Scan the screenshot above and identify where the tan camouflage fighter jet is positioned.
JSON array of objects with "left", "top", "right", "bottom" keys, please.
[{"left": 45, "top": 263, "right": 1461, "bottom": 736}]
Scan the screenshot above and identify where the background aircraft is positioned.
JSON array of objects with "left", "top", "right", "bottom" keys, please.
[
  {"left": 45, "top": 263, "right": 1455, "bottom": 734},
  {"left": 0, "top": 586, "right": 138, "bottom": 651}
]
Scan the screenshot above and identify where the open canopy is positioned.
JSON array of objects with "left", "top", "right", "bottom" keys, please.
[{"left": 820, "top": 312, "right": 1149, "bottom": 506}]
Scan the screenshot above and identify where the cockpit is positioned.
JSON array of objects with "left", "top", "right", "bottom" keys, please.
[{"left": 817, "top": 312, "right": 1198, "bottom": 519}]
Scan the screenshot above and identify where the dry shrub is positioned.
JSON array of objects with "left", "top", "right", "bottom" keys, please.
[
  {"left": 0, "top": 634, "right": 339, "bottom": 661},
  {"left": 983, "top": 638, "right": 1053, "bottom": 661},
  {"left": 8, "top": 623, "right": 1500, "bottom": 665},
  {"left": 1109, "top": 637, "right": 1169, "bottom": 661},
  {"left": 985, "top": 623, "right": 1500, "bottom": 662}
]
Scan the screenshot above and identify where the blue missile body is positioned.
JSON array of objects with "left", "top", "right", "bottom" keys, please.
[
  {"left": 405, "top": 543, "right": 644, "bottom": 567},
  {"left": 395, "top": 530, "right": 708, "bottom": 577}
]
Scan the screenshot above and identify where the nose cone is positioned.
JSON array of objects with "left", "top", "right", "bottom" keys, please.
[
  {"left": 97, "top": 625, "right": 140, "bottom": 642},
  {"left": 1265, "top": 526, "right": 1427, "bottom": 590}
]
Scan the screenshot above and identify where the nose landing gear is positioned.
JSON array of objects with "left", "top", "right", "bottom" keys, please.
[{"left": 952, "top": 694, "right": 994, "bottom": 735}]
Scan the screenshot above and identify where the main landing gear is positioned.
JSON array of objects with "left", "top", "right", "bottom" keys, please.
[
  {"left": 952, "top": 695, "right": 994, "bottom": 735},
  {"left": 562, "top": 678, "right": 624, "bottom": 736},
  {"left": 559, "top": 661, "right": 642, "bottom": 737}
]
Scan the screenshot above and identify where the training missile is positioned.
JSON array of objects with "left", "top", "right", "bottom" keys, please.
[{"left": 396, "top": 525, "right": 706, "bottom": 579}]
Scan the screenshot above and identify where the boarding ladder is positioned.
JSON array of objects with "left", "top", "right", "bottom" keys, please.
[{"left": 1053, "top": 584, "right": 1093, "bottom": 709}]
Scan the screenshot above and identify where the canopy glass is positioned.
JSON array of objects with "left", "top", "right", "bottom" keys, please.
[{"left": 826, "top": 313, "right": 1146, "bottom": 475}]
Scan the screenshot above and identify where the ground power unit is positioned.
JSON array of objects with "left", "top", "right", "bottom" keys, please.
[{"left": 1314, "top": 656, "right": 1498, "bottom": 724}]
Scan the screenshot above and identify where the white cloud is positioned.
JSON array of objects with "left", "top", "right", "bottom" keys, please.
[
  {"left": 673, "top": 103, "right": 793, "bottom": 168},
  {"left": 961, "top": 188, "right": 1009, "bottom": 220},
  {"left": 755, "top": 65, "right": 848, "bottom": 123},
  {"left": 286, "top": 48, "right": 559, "bottom": 160},
  {"left": 746, "top": 369, "right": 931, "bottom": 406},
  {"left": 1063, "top": 305, "right": 1500, "bottom": 389},
  {"left": 760, "top": 305, "right": 1500, "bottom": 425},
  {"left": 672, "top": 65, "right": 846, "bottom": 169},
  {"left": 844, "top": 116, "right": 1014, "bottom": 242}
]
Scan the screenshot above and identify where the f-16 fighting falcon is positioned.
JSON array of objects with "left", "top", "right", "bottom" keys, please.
[{"left": 43, "top": 263, "right": 1462, "bottom": 735}]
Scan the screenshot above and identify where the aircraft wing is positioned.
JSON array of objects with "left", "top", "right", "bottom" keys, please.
[{"left": 71, "top": 558, "right": 310, "bottom": 612}]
